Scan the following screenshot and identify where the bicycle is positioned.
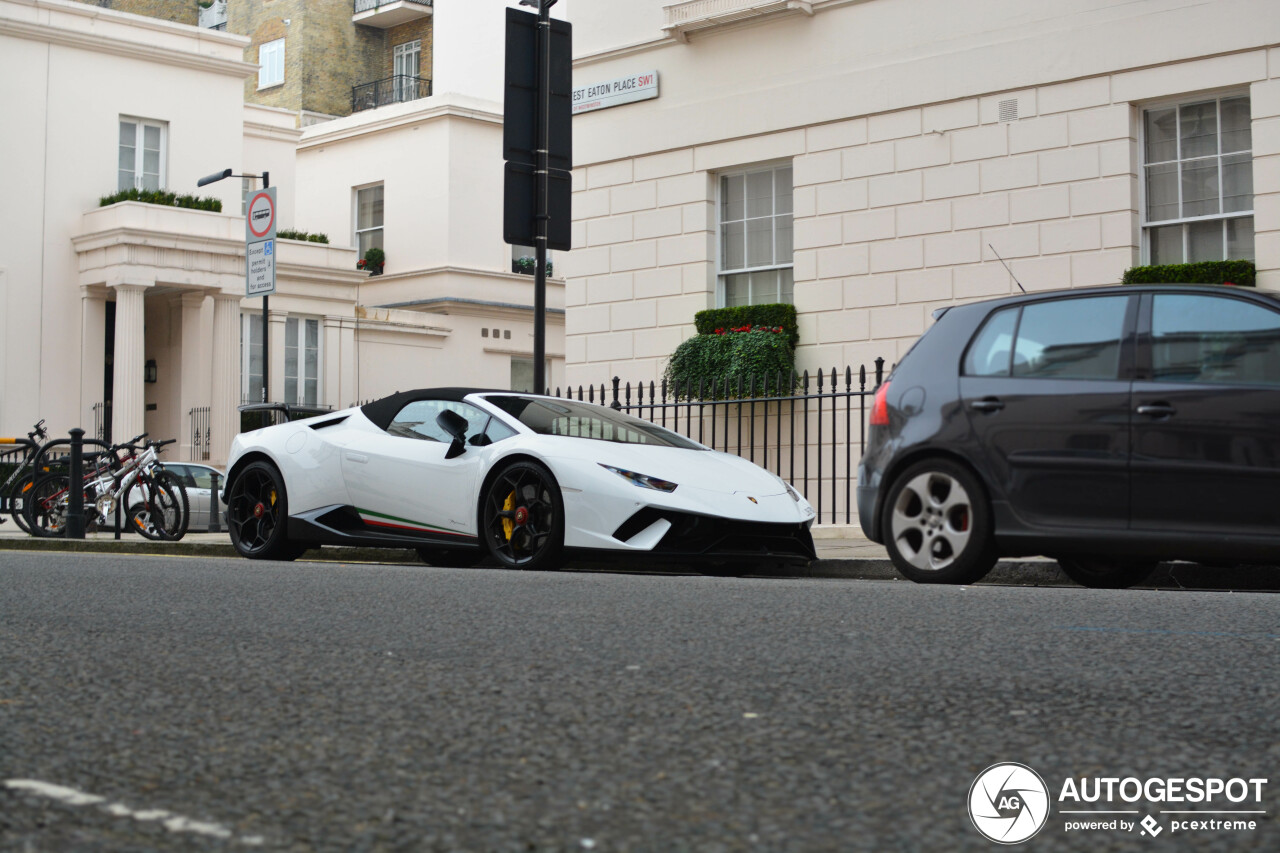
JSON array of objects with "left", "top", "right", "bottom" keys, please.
[
  {"left": 25, "top": 435, "right": 189, "bottom": 541},
  {"left": 0, "top": 420, "right": 50, "bottom": 534}
]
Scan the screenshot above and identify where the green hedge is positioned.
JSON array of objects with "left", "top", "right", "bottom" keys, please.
[
  {"left": 663, "top": 328, "right": 795, "bottom": 399},
  {"left": 694, "top": 303, "right": 799, "bottom": 348},
  {"left": 277, "top": 229, "right": 330, "bottom": 244},
  {"left": 1121, "top": 260, "right": 1255, "bottom": 287},
  {"left": 99, "top": 187, "right": 222, "bottom": 212}
]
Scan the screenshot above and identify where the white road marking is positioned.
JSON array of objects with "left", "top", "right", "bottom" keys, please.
[{"left": 4, "top": 779, "right": 259, "bottom": 843}]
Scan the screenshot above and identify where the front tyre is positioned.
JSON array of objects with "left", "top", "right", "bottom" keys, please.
[
  {"left": 1056, "top": 556, "right": 1157, "bottom": 590},
  {"left": 480, "top": 461, "right": 565, "bottom": 571},
  {"left": 882, "top": 458, "right": 997, "bottom": 585},
  {"left": 227, "top": 461, "right": 304, "bottom": 560}
]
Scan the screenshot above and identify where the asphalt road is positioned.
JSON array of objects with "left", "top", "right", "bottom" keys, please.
[{"left": 1, "top": 552, "right": 1277, "bottom": 852}]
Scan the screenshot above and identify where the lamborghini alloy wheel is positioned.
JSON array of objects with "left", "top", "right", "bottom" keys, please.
[
  {"left": 227, "top": 461, "right": 306, "bottom": 561},
  {"left": 480, "top": 460, "right": 565, "bottom": 570}
]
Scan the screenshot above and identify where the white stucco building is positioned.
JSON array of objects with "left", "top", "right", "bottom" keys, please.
[
  {"left": 0, "top": 0, "right": 564, "bottom": 464},
  {"left": 561, "top": 0, "right": 1280, "bottom": 386}
]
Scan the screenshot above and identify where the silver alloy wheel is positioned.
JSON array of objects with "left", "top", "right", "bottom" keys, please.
[{"left": 889, "top": 470, "right": 973, "bottom": 571}]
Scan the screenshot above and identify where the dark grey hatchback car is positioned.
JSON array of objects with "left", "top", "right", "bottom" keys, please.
[{"left": 857, "top": 284, "right": 1280, "bottom": 588}]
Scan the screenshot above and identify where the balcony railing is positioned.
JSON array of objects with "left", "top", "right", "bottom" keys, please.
[
  {"left": 351, "top": 75, "right": 432, "bottom": 113},
  {"left": 354, "top": 0, "right": 431, "bottom": 12},
  {"left": 663, "top": 0, "right": 813, "bottom": 41},
  {"left": 353, "top": 0, "right": 432, "bottom": 28}
]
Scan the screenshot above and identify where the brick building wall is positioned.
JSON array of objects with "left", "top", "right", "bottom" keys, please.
[
  {"left": 68, "top": 0, "right": 199, "bottom": 25},
  {"left": 385, "top": 18, "right": 433, "bottom": 84},
  {"left": 229, "top": 0, "right": 403, "bottom": 119}
]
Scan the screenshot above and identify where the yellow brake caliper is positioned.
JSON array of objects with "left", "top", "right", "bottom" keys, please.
[{"left": 502, "top": 491, "right": 516, "bottom": 540}]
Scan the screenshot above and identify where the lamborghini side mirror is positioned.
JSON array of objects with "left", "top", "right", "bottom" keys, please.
[{"left": 437, "top": 410, "right": 468, "bottom": 459}]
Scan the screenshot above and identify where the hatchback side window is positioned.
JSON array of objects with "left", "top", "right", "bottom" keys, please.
[
  {"left": 1012, "top": 296, "right": 1129, "bottom": 380},
  {"left": 188, "top": 468, "right": 215, "bottom": 490},
  {"left": 963, "top": 308, "right": 1018, "bottom": 376},
  {"left": 1151, "top": 294, "right": 1280, "bottom": 386}
]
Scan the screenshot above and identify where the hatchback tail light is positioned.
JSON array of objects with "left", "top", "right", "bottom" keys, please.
[{"left": 869, "top": 381, "right": 891, "bottom": 426}]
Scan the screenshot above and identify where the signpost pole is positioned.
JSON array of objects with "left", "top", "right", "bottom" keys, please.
[
  {"left": 533, "top": 0, "right": 554, "bottom": 395},
  {"left": 261, "top": 173, "right": 270, "bottom": 404}
]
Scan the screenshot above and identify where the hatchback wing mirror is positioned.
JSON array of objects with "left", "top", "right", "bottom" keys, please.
[{"left": 437, "top": 410, "right": 469, "bottom": 459}]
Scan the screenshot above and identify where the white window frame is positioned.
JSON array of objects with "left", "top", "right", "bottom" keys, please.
[
  {"left": 716, "top": 162, "right": 794, "bottom": 307},
  {"left": 240, "top": 312, "right": 264, "bottom": 405},
  {"left": 1139, "top": 92, "right": 1254, "bottom": 264},
  {"left": 284, "top": 316, "right": 323, "bottom": 407},
  {"left": 258, "top": 38, "right": 285, "bottom": 90},
  {"left": 354, "top": 183, "right": 384, "bottom": 256},
  {"left": 118, "top": 116, "right": 166, "bottom": 192},
  {"left": 393, "top": 39, "right": 421, "bottom": 102}
]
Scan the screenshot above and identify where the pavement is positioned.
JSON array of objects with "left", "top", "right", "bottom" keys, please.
[{"left": 2, "top": 521, "right": 1277, "bottom": 590}]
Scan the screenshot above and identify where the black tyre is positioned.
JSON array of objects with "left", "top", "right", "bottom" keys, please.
[
  {"left": 24, "top": 474, "right": 74, "bottom": 538},
  {"left": 415, "top": 547, "right": 485, "bottom": 567},
  {"left": 1057, "top": 556, "right": 1157, "bottom": 589},
  {"left": 480, "top": 461, "right": 565, "bottom": 570},
  {"left": 226, "top": 461, "right": 304, "bottom": 560},
  {"left": 882, "top": 458, "right": 997, "bottom": 585},
  {"left": 127, "top": 471, "right": 190, "bottom": 541}
]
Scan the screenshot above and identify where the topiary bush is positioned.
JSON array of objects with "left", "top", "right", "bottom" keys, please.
[
  {"left": 277, "top": 229, "right": 330, "bottom": 244},
  {"left": 1121, "top": 260, "right": 1255, "bottom": 287},
  {"left": 663, "top": 325, "right": 795, "bottom": 399},
  {"left": 99, "top": 187, "right": 222, "bottom": 212},
  {"left": 694, "top": 303, "right": 799, "bottom": 348}
]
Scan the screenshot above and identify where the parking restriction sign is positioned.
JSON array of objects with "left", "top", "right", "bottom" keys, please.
[{"left": 245, "top": 186, "right": 277, "bottom": 296}]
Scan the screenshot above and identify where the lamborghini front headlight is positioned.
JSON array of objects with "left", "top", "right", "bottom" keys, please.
[{"left": 599, "top": 464, "right": 678, "bottom": 493}]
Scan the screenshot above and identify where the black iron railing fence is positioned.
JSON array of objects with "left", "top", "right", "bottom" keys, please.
[
  {"left": 354, "top": 0, "right": 432, "bottom": 13},
  {"left": 92, "top": 402, "right": 112, "bottom": 444},
  {"left": 351, "top": 75, "right": 432, "bottom": 113},
  {"left": 551, "top": 360, "right": 886, "bottom": 525},
  {"left": 190, "top": 406, "right": 211, "bottom": 461}
]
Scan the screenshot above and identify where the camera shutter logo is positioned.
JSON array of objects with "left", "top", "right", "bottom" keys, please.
[{"left": 968, "top": 763, "right": 1050, "bottom": 844}]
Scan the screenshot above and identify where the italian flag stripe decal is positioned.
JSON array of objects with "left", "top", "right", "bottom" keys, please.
[{"left": 356, "top": 507, "right": 468, "bottom": 538}]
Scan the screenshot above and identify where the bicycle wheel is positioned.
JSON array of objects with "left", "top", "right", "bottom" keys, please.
[
  {"left": 8, "top": 470, "right": 38, "bottom": 535},
  {"left": 127, "top": 470, "right": 189, "bottom": 541},
  {"left": 25, "top": 473, "right": 73, "bottom": 538}
]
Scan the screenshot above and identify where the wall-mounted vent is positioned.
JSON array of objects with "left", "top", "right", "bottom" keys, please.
[{"left": 999, "top": 99, "right": 1019, "bottom": 122}]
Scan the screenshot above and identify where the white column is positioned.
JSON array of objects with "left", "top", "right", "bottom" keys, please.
[
  {"left": 80, "top": 286, "right": 108, "bottom": 436},
  {"left": 175, "top": 293, "right": 210, "bottom": 461},
  {"left": 323, "top": 316, "right": 342, "bottom": 409},
  {"left": 269, "top": 309, "right": 288, "bottom": 404},
  {"left": 210, "top": 294, "right": 241, "bottom": 466},
  {"left": 110, "top": 283, "right": 148, "bottom": 445}
]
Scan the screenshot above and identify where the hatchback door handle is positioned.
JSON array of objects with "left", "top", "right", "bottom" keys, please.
[
  {"left": 970, "top": 397, "right": 1005, "bottom": 413},
  {"left": 1136, "top": 403, "right": 1176, "bottom": 417}
]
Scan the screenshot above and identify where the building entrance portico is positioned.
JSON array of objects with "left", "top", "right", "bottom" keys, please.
[{"left": 72, "top": 201, "right": 365, "bottom": 464}]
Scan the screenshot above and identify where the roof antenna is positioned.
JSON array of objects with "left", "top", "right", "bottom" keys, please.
[{"left": 988, "top": 244, "right": 1026, "bottom": 293}]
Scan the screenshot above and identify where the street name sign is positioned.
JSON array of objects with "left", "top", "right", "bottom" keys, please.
[{"left": 572, "top": 71, "right": 658, "bottom": 115}]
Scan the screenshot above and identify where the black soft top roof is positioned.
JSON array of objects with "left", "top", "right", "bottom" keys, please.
[{"left": 359, "top": 388, "right": 507, "bottom": 431}]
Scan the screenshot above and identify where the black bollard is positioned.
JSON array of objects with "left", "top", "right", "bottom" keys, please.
[
  {"left": 209, "top": 471, "right": 222, "bottom": 533},
  {"left": 66, "top": 428, "right": 85, "bottom": 540}
]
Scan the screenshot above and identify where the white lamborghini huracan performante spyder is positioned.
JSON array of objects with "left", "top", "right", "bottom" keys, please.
[{"left": 222, "top": 389, "right": 817, "bottom": 569}]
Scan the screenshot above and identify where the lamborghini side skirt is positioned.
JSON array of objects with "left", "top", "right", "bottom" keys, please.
[{"left": 288, "top": 505, "right": 483, "bottom": 551}]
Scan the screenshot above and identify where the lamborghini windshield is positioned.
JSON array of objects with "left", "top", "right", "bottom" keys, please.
[{"left": 482, "top": 395, "right": 706, "bottom": 450}]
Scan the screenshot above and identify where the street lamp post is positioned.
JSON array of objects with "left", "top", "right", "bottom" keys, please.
[{"left": 198, "top": 168, "right": 272, "bottom": 404}]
